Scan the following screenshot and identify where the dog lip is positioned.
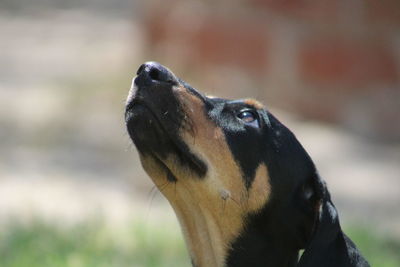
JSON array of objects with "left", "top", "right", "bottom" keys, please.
[
  {"left": 125, "top": 88, "right": 208, "bottom": 177},
  {"left": 124, "top": 98, "right": 160, "bottom": 128},
  {"left": 125, "top": 76, "right": 176, "bottom": 115},
  {"left": 125, "top": 98, "right": 143, "bottom": 114}
]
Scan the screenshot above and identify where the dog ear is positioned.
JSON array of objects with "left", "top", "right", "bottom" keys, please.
[{"left": 298, "top": 176, "right": 369, "bottom": 267}]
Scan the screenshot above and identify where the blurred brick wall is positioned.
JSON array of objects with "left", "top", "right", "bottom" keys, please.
[{"left": 141, "top": 0, "right": 400, "bottom": 141}]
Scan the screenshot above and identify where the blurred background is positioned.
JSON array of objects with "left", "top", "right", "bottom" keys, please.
[{"left": 0, "top": 0, "right": 399, "bottom": 266}]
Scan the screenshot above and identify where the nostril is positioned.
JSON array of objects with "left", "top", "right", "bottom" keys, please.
[{"left": 149, "top": 68, "right": 160, "bottom": 81}]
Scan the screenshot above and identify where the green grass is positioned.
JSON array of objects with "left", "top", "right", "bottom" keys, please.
[
  {"left": 0, "top": 219, "right": 398, "bottom": 267},
  {"left": 345, "top": 226, "right": 400, "bottom": 267},
  {"left": 0, "top": 219, "right": 189, "bottom": 267}
]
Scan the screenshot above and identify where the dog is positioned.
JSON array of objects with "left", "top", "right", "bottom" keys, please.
[{"left": 125, "top": 62, "right": 370, "bottom": 267}]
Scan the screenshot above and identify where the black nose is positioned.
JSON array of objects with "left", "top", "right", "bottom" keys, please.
[{"left": 136, "top": 62, "right": 177, "bottom": 85}]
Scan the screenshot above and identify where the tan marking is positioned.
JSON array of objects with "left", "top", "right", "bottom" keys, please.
[
  {"left": 243, "top": 98, "right": 264, "bottom": 110},
  {"left": 137, "top": 86, "right": 272, "bottom": 267},
  {"left": 247, "top": 164, "right": 271, "bottom": 213}
]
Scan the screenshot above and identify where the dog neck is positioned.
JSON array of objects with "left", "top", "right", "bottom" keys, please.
[
  {"left": 172, "top": 198, "right": 225, "bottom": 267},
  {"left": 167, "top": 179, "right": 240, "bottom": 267},
  {"left": 174, "top": 206, "right": 300, "bottom": 267},
  {"left": 168, "top": 187, "right": 301, "bottom": 267}
]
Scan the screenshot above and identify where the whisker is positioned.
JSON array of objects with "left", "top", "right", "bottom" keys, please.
[
  {"left": 147, "top": 185, "right": 158, "bottom": 199},
  {"left": 230, "top": 196, "right": 242, "bottom": 208},
  {"left": 157, "top": 181, "right": 172, "bottom": 193},
  {"left": 145, "top": 185, "right": 159, "bottom": 222},
  {"left": 221, "top": 198, "right": 227, "bottom": 214},
  {"left": 173, "top": 181, "right": 177, "bottom": 199}
]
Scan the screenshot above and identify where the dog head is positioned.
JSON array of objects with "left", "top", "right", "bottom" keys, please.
[{"left": 125, "top": 62, "right": 363, "bottom": 267}]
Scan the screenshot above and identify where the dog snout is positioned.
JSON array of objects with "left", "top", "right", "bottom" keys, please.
[{"left": 135, "top": 61, "right": 178, "bottom": 87}]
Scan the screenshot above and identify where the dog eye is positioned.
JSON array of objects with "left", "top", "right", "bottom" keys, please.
[{"left": 237, "top": 110, "right": 259, "bottom": 128}]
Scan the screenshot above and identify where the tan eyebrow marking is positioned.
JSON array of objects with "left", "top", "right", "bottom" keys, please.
[{"left": 243, "top": 98, "right": 264, "bottom": 110}]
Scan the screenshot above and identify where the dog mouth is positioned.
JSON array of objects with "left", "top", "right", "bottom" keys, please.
[{"left": 125, "top": 62, "right": 207, "bottom": 177}]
